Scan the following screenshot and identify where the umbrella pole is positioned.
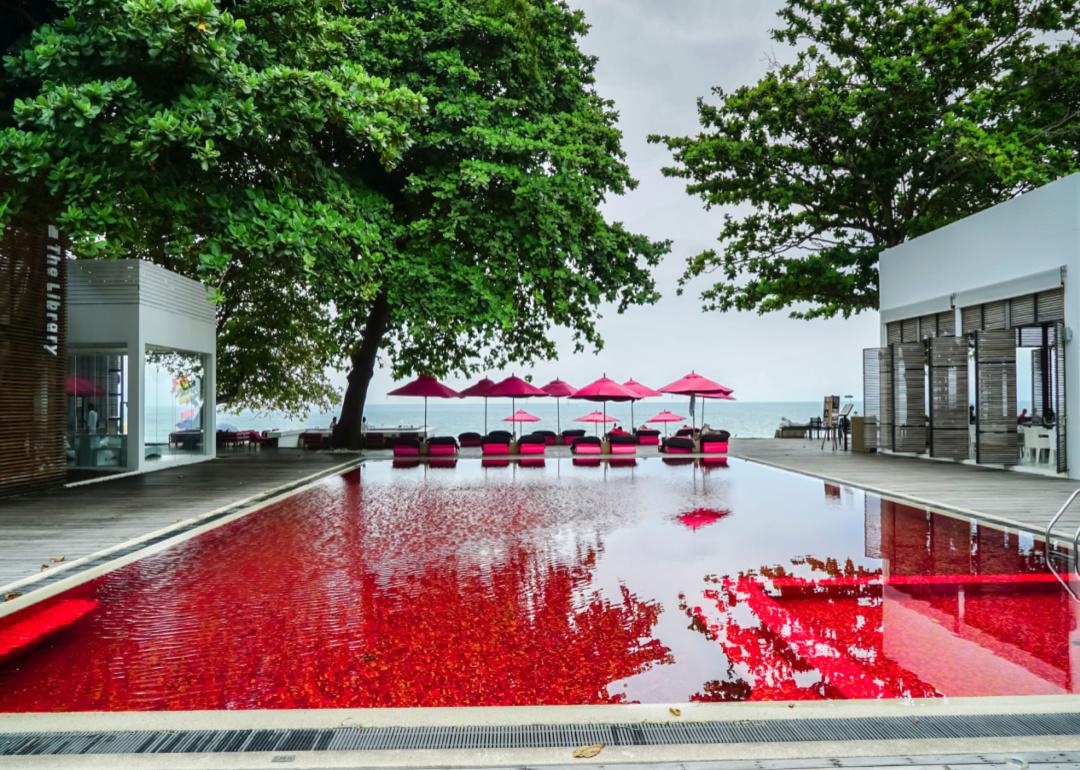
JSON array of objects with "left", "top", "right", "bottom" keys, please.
[
  {"left": 556, "top": 398, "right": 561, "bottom": 434},
  {"left": 424, "top": 397, "right": 428, "bottom": 437},
  {"left": 484, "top": 397, "right": 488, "bottom": 434},
  {"left": 631, "top": 401, "right": 635, "bottom": 429}
]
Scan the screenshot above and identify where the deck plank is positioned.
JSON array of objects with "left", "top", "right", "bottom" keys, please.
[{"left": 0, "top": 450, "right": 358, "bottom": 589}]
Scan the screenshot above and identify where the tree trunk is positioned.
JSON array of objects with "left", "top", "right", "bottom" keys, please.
[{"left": 333, "top": 290, "right": 390, "bottom": 449}]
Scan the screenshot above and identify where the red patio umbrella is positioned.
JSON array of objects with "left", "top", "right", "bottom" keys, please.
[
  {"left": 647, "top": 409, "right": 686, "bottom": 437},
  {"left": 387, "top": 375, "right": 459, "bottom": 435},
  {"left": 541, "top": 378, "right": 577, "bottom": 433},
  {"left": 459, "top": 377, "right": 496, "bottom": 434},
  {"left": 622, "top": 378, "right": 661, "bottom": 429},
  {"left": 659, "top": 372, "right": 734, "bottom": 429},
  {"left": 575, "top": 409, "right": 617, "bottom": 436},
  {"left": 504, "top": 409, "right": 541, "bottom": 425},
  {"left": 65, "top": 375, "right": 107, "bottom": 398},
  {"left": 487, "top": 375, "right": 547, "bottom": 436},
  {"left": 569, "top": 376, "right": 637, "bottom": 427}
]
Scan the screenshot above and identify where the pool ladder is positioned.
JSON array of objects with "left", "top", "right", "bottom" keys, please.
[{"left": 1044, "top": 488, "right": 1080, "bottom": 600}]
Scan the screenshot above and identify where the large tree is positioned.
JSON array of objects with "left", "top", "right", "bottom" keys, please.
[
  {"left": 328, "top": 0, "right": 668, "bottom": 447},
  {"left": 0, "top": 0, "right": 423, "bottom": 414},
  {"left": 1, "top": 0, "right": 666, "bottom": 442},
  {"left": 653, "top": 0, "right": 1080, "bottom": 319}
]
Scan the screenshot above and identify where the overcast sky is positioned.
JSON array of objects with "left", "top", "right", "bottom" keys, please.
[{"left": 365, "top": 0, "right": 879, "bottom": 403}]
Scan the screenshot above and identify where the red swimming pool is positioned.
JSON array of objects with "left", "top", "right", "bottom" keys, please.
[{"left": 0, "top": 459, "right": 1076, "bottom": 711}]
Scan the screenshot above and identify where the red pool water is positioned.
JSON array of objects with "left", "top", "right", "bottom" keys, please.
[{"left": 0, "top": 459, "right": 1076, "bottom": 711}]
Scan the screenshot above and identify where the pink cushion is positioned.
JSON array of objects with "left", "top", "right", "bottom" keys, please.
[
  {"left": 393, "top": 446, "right": 419, "bottom": 457},
  {"left": 701, "top": 441, "right": 728, "bottom": 454},
  {"left": 483, "top": 443, "right": 510, "bottom": 455},
  {"left": 665, "top": 446, "right": 692, "bottom": 454},
  {"left": 610, "top": 444, "right": 636, "bottom": 455},
  {"left": 573, "top": 444, "right": 601, "bottom": 455},
  {"left": 637, "top": 435, "right": 660, "bottom": 445},
  {"left": 428, "top": 444, "right": 457, "bottom": 456},
  {"left": 518, "top": 443, "right": 545, "bottom": 455}
]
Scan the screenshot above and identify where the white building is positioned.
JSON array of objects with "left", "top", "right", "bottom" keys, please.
[
  {"left": 65, "top": 260, "right": 217, "bottom": 473},
  {"left": 870, "top": 172, "right": 1080, "bottom": 477}
]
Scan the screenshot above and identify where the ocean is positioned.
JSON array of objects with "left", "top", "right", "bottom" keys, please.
[{"left": 214, "top": 400, "right": 862, "bottom": 440}]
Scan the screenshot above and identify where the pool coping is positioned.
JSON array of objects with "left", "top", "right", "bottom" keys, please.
[{"left": 0, "top": 456, "right": 365, "bottom": 620}]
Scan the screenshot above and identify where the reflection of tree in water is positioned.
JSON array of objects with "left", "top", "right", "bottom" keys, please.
[
  {"left": 0, "top": 476, "right": 671, "bottom": 711},
  {"left": 680, "top": 559, "right": 940, "bottom": 702}
]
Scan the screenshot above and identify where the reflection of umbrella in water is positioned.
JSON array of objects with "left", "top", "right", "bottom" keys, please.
[{"left": 677, "top": 508, "right": 729, "bottom": 531}]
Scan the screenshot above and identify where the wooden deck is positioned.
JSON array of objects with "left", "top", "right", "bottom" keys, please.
[
  {"left": 731, "top": 437, "right": 1080, "bottom": 539},
  {"left": 0, "top": 450, "right": 359, "bottom": 590}
]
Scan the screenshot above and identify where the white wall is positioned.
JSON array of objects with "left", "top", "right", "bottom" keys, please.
[{"left": 879, "top": 174, "right": 1080, "bottom": 315}]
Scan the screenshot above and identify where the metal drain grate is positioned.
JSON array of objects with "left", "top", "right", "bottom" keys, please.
[{"left": 2, "top": 713, "right": 1078, "bottom": 756}]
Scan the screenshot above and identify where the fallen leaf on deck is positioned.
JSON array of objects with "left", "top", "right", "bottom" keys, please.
[
  {"left": 40, "top": 564, "right": 49, "bottom": 571},
  {"left": 669, "top": 707, "right": 681, "bottom": 717},
  {"left": 50, "top": 556, "right": 65, "bottom": 563},
  {"left": 573, "top": 744, "right": 604, "bottom": 759},
  {"left": 3, "top": 592, "right": 21, "bottom": 601}
]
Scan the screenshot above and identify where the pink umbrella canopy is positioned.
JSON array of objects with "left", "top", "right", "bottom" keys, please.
[
  {"left": 65, "top": 375, "right": 107, "bottom": 397},
  {"left": 458, "top": 377, "right": 497, "bottom": 433},
  {"left": 571, "top": 376, "right": 637, "bottom": 402},
  {"left": 622, "top": 378, "right": 661, "bottom": 428},
  {"left": 569, "top": 376, "right": 637, "bottom": 428},
  {"left": 576, "top": 409, "right": 617, "bottom": 436},
  {"left": 658, "top": 372, "right": 733, "bottom": 396},
  {"left": 540, "top": 378, "right": 577, "bottom": 433},
  {"left": 576, "top": 410, "right": 617, "bottom": 423},
  {"left": 387, "top": 375, "right": 459, "bottom": 432},
  {"left": 622, "top": 379, "right": 662, "bottom": 398},
  {"left": 487, "top": 375, "right": 548, "bottom": 398},
  {"left": 504, "top": 409, "right": 540, "bottom": 423},
  {"left": 458, "top": 378, "right": 496, "bottom": 397},
  {"left": 540, "top": 378, "right": 577, "bottom": 398},
  {"left": 487, "top": 375, "right": 547, "bottom": 436},
  {"left": 647, "top": 409, "right": 687, "bottom": 437},
  {"left": 648, "top": 410, "right": 686, "bottom": 423}
]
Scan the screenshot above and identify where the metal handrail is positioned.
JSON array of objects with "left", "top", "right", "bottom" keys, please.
[{"left": 1045, "top": 488, "right": 1080, "bottom": 546}]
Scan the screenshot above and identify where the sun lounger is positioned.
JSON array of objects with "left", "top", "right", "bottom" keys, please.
[
  {"left": 517, "top": 433, "right": 547, "bottom": 455},
  {"left": 534, "top": 430, "right": 558, "bottom": 445},
  {"left": 608, "top": 433, "right": 637, "bottom": 455},
  {"left": 391, "top": 436, "right": 421, "bottom": 458},
  {"left": 482, "top": 430, "right": 513, "bottom": 455},
  {"left": 634, "top": 429, "right": 661, "bottom": 445},
  {"left": 571, "top": 436, "right": 602, "bottom": 455},
  {"left": 561, "top": 429, "right": 586, "bottom": 445},
  {"left": 426, "top": 436, "right": 459, "bottom": 457},
  {"left": 661, "top": 436, "right": 695, "bottom": 454},
  {"left": 675, "top": 427, "right": 695, "bottom": 438},
  {"left": 457, "top": 431, "right": 483, "bottom": 448},
  {"left": 700, "top": 430, "right": 730, "bottom": 456}
]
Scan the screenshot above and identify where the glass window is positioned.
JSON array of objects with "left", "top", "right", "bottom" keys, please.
[
  {"left": 66, "top": 350, "right": 128, "bottom": 469},
  {"left": 144, "top": 348, "right": 207, "bottom": 463}
]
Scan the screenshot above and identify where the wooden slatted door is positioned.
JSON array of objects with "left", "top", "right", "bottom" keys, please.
[
  {"left": 1055, "top": 321, "right": 1067, "bottom": 474},
  {"left": 892, "top": 342, "right": 926, "bottom": 453},
  {"left": 974, "top": 329, "right": 1018, "bottom": 465},
  {"left": 862, "top": 348, "right": 883, "bottom": 451},
  {"left": 928, "top": 335, "right": 969, "bottom": 459},
  {"left": 879, "top": 347, "right": 894, "bottom": 451}
]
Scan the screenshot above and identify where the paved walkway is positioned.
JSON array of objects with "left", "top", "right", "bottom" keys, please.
[
  {"left": 0, "top": 450, "right": 359, "bottom": 589},
  {"left": 731, "top": 438, "right": 1080, "bottom": 540}
]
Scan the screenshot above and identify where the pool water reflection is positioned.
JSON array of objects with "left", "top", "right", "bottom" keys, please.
[{"left": 0, "top": 459, "right": 1076, "bottom": 711}]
